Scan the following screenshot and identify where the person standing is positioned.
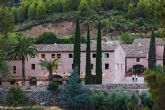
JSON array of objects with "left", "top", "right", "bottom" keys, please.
[
  {"left": 132, "top": 75, "right": 135, "bottom": 82},
  {"left": 135, "top": 75, "right": 138, "bottom": 82}
]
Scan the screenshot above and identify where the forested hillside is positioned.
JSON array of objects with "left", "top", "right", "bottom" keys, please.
[
  {"left": 1, "top": 0, "right": 165, "bottom": 44},
  {"left": 2, "top": 0, "right": 162, "bottom": 39}
]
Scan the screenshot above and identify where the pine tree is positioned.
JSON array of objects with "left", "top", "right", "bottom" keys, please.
[
  {"left": 17, "top": 5, "right": 28, "bottom": 22},
  {"left": 28, "top": 2, "right": 36, "bottom": 20},
  {"left": 96, "top": 21, "right": 102, "bottom": 84},
  {"left": 36, "top": 0, "right": 46, "bottom": 20},
  {"left": 73, "top": 16, "right": 81, "bottom": 75},
  {"left": 145, "top": 69, "right": 165, "bottom": 110},
  {"left": 0, "top": 6, "right": 14, "bottom": 37},
  {"left": 85, "top": 23, "right": 91, "bottom": 84},
  {"left": 69, "top": 0, "right": 80, "bottom": 10},
  {"left": 58, "top": 67, "right": 90, "bottom": 109},
  {"left": 148, "top": 31, "right": 156, "bottom": 69},
  {"left": 11, "top": 7, "right": 18, "bottom": 23}
]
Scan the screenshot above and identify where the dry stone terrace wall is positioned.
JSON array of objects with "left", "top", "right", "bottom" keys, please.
[
  {"left": 87, "top": 84, "right": 148, "bottom": 94},
  {"left": 0, "top": 84, "right": 148, "bottom": 105},
  {"left": 0, "top": 89, "right": 59, "bottom": 106},
  {"left": 87, "top": 84, "right": 148, "bottom": 90}
]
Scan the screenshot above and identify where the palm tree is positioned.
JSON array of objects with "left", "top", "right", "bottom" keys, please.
[
  {"left": 39, "top": 58, "right": 59, "bottom": 83},
  {"left": 0, "top": 58, "right": 10, "bottom": 80},
  {"left": 7, "top": 33, "right": 37, "bottom": 85}
]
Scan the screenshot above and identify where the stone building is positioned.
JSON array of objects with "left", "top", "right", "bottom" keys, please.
[
  {"left": 123, "top": 38, "right": 165, "bottom": 76},
  {"left": 5, "top": 41, "right": 126, "bottom": 85}
]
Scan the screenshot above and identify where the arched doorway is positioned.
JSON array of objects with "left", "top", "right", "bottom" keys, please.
[
  {"left": 52, "top": 75, "right": 63, "bottom": 84},
  {"left": 132, "top": 64, "right": 145, "bottom": 75},
  {"left": 29, "top": 77, "right": 37, "bottom": 86}
]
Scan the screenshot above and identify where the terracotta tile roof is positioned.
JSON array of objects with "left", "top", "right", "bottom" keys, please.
[
  {"left": 123, "top": 38, "right": 165, "bottom": 58},
  {"left": 35, "top": 42, "right": 120, "bottom": 52}
]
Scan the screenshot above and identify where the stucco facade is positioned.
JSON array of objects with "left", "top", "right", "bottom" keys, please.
[
  {"left": 5, "top": 42, "right": 126, "bottom": 85},
  {"left": 124, "top": 38, "right": 165, "bottom": 75}
]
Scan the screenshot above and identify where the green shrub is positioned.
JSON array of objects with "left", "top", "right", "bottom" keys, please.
[
  {"left": 47, "top": 82, "right": 59, "bottom": 90},
  {"left": 121, "top": 32, "right": 137, "bottom": 44},
  {"left": 35, "top": 32, "right": 58, "bottom": 44},
  {"left": 7, "top": 86, "right": 29, "bottom": 107},
  {"left": 35, "top": 32, "right": 86, "bottom": 44},
  {"left": 58, "top": 67, "right": 90, "bottom": 109},
  {"left": 57, "top": 36, "right": 86, "bottom": 44},
  {"left": 140, "top": 92, "right": 153, "bottom": 109},
  {"left": 88, "top": 91, "right": 110, "bottom": 110},
  {"left": 127, "top": 102, "right": 134, "bottom": 110},
  {"left": 88, "top": 92, "right": 138, "bottom": 110}
]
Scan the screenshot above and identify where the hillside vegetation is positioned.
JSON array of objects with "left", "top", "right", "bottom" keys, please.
[{"left": 6, "top": 0, "right": 160, "bottom": 38}]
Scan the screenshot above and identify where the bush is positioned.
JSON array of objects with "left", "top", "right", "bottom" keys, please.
[
  {"left": 35, "top": 32, "right": 58, "bottom": 44},
  {"left": 88, "top": 91, "right": 110, "bottom": 110},
  {"left": 57, "top": 36, "right": 86, "bottom": 44},
  {"left": 88, "top": 92, "right": 139, "bottom": 110},
  {"left": 58, "top": 67, "right": 91, "bottom": 109},
  {"left": 140, "top": 92, "right": 153, "bottom": 109},
  {"left": 7, "top": 86, "right": 29, "bottom": 107},
  {"left": 35, "top": 32, "right": 87, "bottom": 44},
  {"left": 121, "top": 32, "right": 137, "bottom": 44},
  {"left": 47, "top": 82, "right": 59, "bottom": 90}
]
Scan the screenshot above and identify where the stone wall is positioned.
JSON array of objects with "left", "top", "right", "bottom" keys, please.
[
  {"left": 0, "top": 84, "right": 148, "bottom": 105},
  {"left": 87, "top": 84, "right": 148, "bottom": 90},
  {"left": 86, "top": 84, "right": 148, "bottom": 95},
  {"left": 0, "top": 89, "right": 59, "bottom": 106}
]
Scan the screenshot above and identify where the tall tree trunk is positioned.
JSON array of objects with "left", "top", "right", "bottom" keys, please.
[
  {"left": 73, "top": 16, "right": 81, "bottom": 75},
  {"left": 148, "top": 31, "right": 156, "bottom": 70},
  {"left": 96, "top": 21, "right": 102, "bottom": 84},
  {"left": 49, "top": 70, "right": 53, "bottom": 84},
  {"left": 85, "top": 23, "right": 91, "bottom": 84},
  {"left": 22, "top": 57, "right": 25, "bottom": 86}
]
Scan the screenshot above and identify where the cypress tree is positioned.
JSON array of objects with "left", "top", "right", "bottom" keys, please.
[
  {"left": 85, "top": 23, "right": 91, "bottom": 84},
  {"left": 148, "top": 31, "right": 156, "bottom": 69},
  {"left": 96, "top": 21, "right": 102, "bottom": 84},
  {"left": 163, "top": 45, "right": 165, "bottom": 70},
  {"left": 73, "top": 16, "right": 81, "bottom": 75}
]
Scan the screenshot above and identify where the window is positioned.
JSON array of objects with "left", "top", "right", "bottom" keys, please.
[
  {"left": 92, "top": 53, "right": 96, "bottom": 58},
  {"left": 57, "top": 54, "right": 61, "bottom": 58},
  {"left": 105, "top": 63, "right": 109, "bottom": 69},
  {"left": 105, "top": 53, "right": 109, "bottom": 58},
  {"left": 91, "top": 64, "right": 94, "bottom": 69},
  {"left": 51, "top": 54, "right": 55, "bottom": 58},
  {"left": 31, "top": 64, "right": 35, "bottom": 70},
  {"left": 10, "top": 80, "right": 16, "bottom": 85},
  {"left": 69, "top": 54, "right": 73, "bottom": 58},
  {"left": 136, "top": 58, "right": 140, "bottom": 62},
  {"left": 13, "top": 66, "right": 16, "bottom": 74},
  {"left": 41, "top": 54, "right": 45, "bottom": 58}
]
